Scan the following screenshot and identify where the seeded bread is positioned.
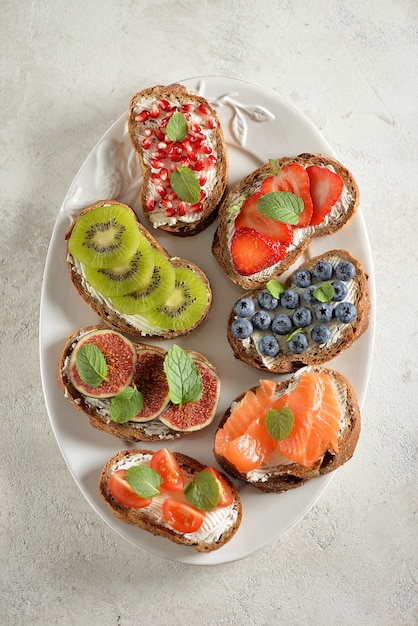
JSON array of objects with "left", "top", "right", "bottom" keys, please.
[
  {"left": 99, "top": 449, "right": 243, "bottom": 551},
  {"left": 65, "top": 201, "right": 212, "bottom": 340},
  {"left": 227, "top": 249, "right": 370, "bottom": 374},
  {"left": 58, "top": 325, "right": 219, "bottom": 442},
  {"left": 128, "top": 84, "right": 229, "bottom": 236},
  {"left": 214, "top": 366, "right": 361, "bottom": 493},
  {"left": 212, "top": 153, "right": 360, "bottom": 289}
]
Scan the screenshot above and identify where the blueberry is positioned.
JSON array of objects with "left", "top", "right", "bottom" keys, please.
[
  {"left": 303, "top": 285, "right": 319, "bottom": 305},
  {"left": 252, "top": 310, "right": 271, "bottom": 331},
  {"left": 271, "top": 314, "right": 293, "bottom": 335},
  {"left": 311, "top": 324, "right": 331, "bottom": 343},
  {"left": 280, "top": 289, "right": 299, "bottom": 309},
  {"left": 335, "top": 261, "right": 356, "bottom": 281},
  {"left": 292, "top": 306, "right": 313, "bottom": 328},
  {"left": 313, "top": 260, "right": 333, "bottom": 281},
  {"left": 257, "top": 290, "right": 279, "bottom": 310},
  {"left": 293, "top": 268, "right": 312, "bottom": 288},
  {"left": 233, "top": 297, "right": 255, "bottom": 317},
  {"left": 287, "top": 332, "right": 309, "bottom": 354},
  {"left": 314, "top": 302, "right": 334, "bottom": 323},
  {"left": 231, "top": 318, "right": 253, "bottom": 339},
  {"left": 332, "top": 280, "right": 348, "bottom": 302},
  {"left": 335, "top": 302, "right": 357, "bottom": 323},
  {"left": 259, "top": 335, "right": 280, "bottom": 357}
]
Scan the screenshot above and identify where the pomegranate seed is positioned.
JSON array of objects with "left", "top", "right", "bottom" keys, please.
[
  {"left": 178, "top": 202, "right": 187, "bottom": 216},
  {"left": 189, "top": 150, "right": 198, "bottom": 162},
  {"left": 199, "top": 175, "right": 207, "bottom": 186},
  {"left": 142, "top": 137, "right": 153, "bottom": 150},
  {"left": 194, "top": 159, "right": 205, "bottom": 171},
  {"left": 183, "top": 112, "right": 192, "bottom": 121},
  {"left": 199, "top": 189, "right": 206, "bottom": 200},
  {"left": 155, "top": 149, "right": 168, "bottom": 159},
  {"left": 135, "top": 110, "right": 149, "bottom": 122},
  {"left": 198, "top": 103, "right": 211, "bottom": 115},
  {"left": 158, "top": 141, "right": 168, "bottom": 150},
  {"left": 167, "top": 191, "right": 177, "bottom": 201},
  {"left": 154, "top": 128, "right": 165, "bottom": 141},
  {"left": 207, "top": 154, "right": 217, "bottom": 167},
  {"left": 165, "top": 207, "right": 176, "bottom": 217},
  {"left": 181, "top": 157, "right": 191, "bottom": 168},
  {"left": 191, "top": 202, "right": 204, "bottom": 213},
  {"left": 155, "top": 185, "right": 166, "bottom": 197},
  {"left": 168, "top": 146, "right": 182, "bottom": 162},
  {"left": 205, "top": 116, "right": 217, "bottom": 129},
  {"left": 190, "top": 122, "right": 202, "bottom": 134},
  {"left": 146, "top": 197, "right": 155, "bottom": 210},
  {"left": 194, "top": 132, "right": 206, "bottom": 143},
  {"left": 162, "top": 198, "right": 173, "bottom": 209},
  {"left": 160, "top": 117, "right": 169, "bottom": 128},
  {"left": 151, "top": 158, "right": 164, "bottom": 169},
  {"left": 150, "top": 104, "right": 159, "bottom": 118},
  {"left": 160, "top": 167, "right": 169, "bottom": 181},
  {"left": 144, "top": 128, "right": 152, "bottom": 137},
  {"left": 157, "top": 99, "right": 170, "bottom": 111},
  {"left": 151, "top": 173, "right": 161, "bottom": 183},
  {"left": 181, "top": 104, "right": 195, "bottom": 112},
  {"left": 201, "top": 143, "right": 212, "bottom": 154}
]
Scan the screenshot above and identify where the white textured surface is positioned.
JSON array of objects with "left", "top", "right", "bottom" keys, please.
[{"left": 1, "top": 1, "right": 417, "bottom": 624}]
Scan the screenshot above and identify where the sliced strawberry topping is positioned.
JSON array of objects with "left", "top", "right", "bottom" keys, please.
[
  {"left": 230, "top": 228, "right": 285, "bottom": 276},
  {"left": 260, "top": 163, "right": 313, "bottom": 227},
  {"left": 234, "top": 192, "right": 293, "bottom": 246},
  {"left": 306, "top": 165, "right": 344, "bottom": 226}
]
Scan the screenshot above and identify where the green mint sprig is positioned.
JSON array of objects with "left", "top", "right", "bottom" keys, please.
[
  {"left": 266, "top": 279, "right": 285, "bottom": 299},
  {"left": 265, "top": 407, "right": 294, "bottom": 440},
  {"left": 166, "top": 112, "right": 189, "bottom": 142},
  {"left": 184, "top": 469, "right": 219, "bottom": 511},
  {"left": 163, "top": 345, "right": 203, "bottom": 408},
  {"left": 313, "top": 282, "right": 334, "bottom": 302},
  {"left": 257, "top": 192, "right": 303, "bottom": 225},
  {"left": 170, "top": 167, "right": 201, "bottom": 204},
  {"left": 109, "top": 386, "right": 144, "bottom": 423},
  {"left": 125, "top": 465, "right": 162, "bottom": 498},
  {"left": 75, "top": 344, "right": 108, "bottom": 387}
]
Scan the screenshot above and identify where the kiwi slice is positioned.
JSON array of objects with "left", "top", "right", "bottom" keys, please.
[
  {"left": 68, "top": 204, "right": 140, "bottom": 268},
  {"left": 146, "top": 266, "right": 208, "bottom": 331},
  {"left": 84, "top": 234, "right": 154, "bottom": 297},
  {"left": 110, "top": 249, "right": 176, "bottom": 314}
]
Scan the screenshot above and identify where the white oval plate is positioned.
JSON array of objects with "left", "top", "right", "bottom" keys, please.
[{"left": 40, "top": 76, "right": 375, "bottom": 565}]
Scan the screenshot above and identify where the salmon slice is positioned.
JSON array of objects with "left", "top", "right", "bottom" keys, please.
[
  {"left": 304, "top": 372, "right": 341, "bottom": 463},
  {"left": 245, "top": 414, "right": 276, "bottom": 464},
  {"left": 224, "top": 432, "right": 263, "bottom": 472},
  {"left": 214, "top": 379, "right": 277, "bottom": 456}
]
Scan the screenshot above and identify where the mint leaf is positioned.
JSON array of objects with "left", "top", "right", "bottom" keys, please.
[
  {"left": 257, "top": 192, "right": 303, "bottom": 225},
  {"left": 170, "top": 167, "right": 200, "bottom": 204},
  {"left": 109, "top": 386, "right": 144, "bottom": 423},
  {"left": 266, "top": 279, "right": 285, "bottom": 298},
  {"left": 125, "top": 465, "right": 162, "bottom": 498},
  {"left": 286, "top": 327, "right": 303, "bottom": 342},
  {"left": 268, "top": 159, "right": 282, "bottom": 175},
  {"left": 313, "top": 282, "right": 334, "bottom": 302},
  {"left": 163, "top": 345, "right": 202, "bottom": 407},
  {"left": 184, "top": 469, "right": 219, "bottom": 511},
  {"left": 166, "top": 112, "right": 188, "bottom": 142},
  {"left": 265, "top": 408, "right": 294, "bottom": 440},
  {"left": 75, "top": 343, "right": 107, "bottom": 387}
]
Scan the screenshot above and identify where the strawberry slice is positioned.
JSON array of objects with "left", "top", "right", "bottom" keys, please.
[
  {"left": 235, "top": 192, "right": 293, "bottom": 245},
  {"left": 260, "top": 163, "right": 313, "bottom": 227},
  {"left": 306, "top": 165, "right": 344, "bottom": 226},
  {"left": 230, "top": 228, "right": 285, "bottom": 276}
]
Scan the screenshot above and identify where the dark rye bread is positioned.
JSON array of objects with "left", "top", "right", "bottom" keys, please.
[
  {"left": 212, "top": 153, "right": 360, "bottom": 289},
  {"left": 99, "top": 449, "right": 243, "bottom": 551},
  {"left": 58, "top": 325, "right": 219, "bottom": 442},
  {"left": 128, "top": 84, "right": 228, "bottom": 236},
  {"left": 227, "top": 249, "right": 370, "bottom": 374},
  {"left": 214, "top": 366, "right": 361, "bottom": 493},
  {"left": 65, "top": 201, "right": 212, "bottom": 340}
]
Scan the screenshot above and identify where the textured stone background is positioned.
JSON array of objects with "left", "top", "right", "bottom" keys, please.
[{"left": 1, "top": 1, "right": 417, "bottom": 624}]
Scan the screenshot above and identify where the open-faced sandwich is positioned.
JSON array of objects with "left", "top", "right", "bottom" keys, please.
[
  {"left": 58, "top": 326, "right": 220, "bottom": 442},
  {"left": 65, "top": 201, "right": 212, "bottom": 339},
  {"left": 128, "top": 84, "right": 228, "bottom": 236},
  {"left": 214, "top": 366, "right": 360, "bottom": 492},
  {"left": 227, "top": 249, "right": 370, "bottom": 373},
  {"left": 212, "top": 153, "right": 359, "bottom": 289},
  {"left": 99, "top": 448, "right": 242, "bottom": 552}
]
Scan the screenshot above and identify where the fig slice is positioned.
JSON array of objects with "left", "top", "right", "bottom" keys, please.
[
  {"left": 159, "top": 356, "right": 220, "bottom": 432},
  {"left": 68, "top": 329, "right": 137, "bottom": 398},
  {"left": 129, "top": 348, "right": 170, "bottom": 422}
]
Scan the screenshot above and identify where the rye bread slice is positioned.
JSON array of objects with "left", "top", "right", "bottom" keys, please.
[
  {"left": 227, "top": 249, "right": 370, "bottom": 374},
  {"left": 58, "top": 325, "right": 219, "bottom": 442},
  {"left": 99, "top": 449, "right": 242, "bottom": 552},
  {"left": 65, "top": 201, "right": 212, "bottom": 340},
  {"left": 212, "top": 153, "right": 360, "bottom": 289},
  {"left": 128, "top": 84, "right": 228, "bottom": 236},
  {"left": 214, "top": 366, "right": 361, "bottom": 493}
]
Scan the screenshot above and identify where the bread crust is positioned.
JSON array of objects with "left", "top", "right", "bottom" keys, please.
[
  {"left": 227, "top": 249, "right": 370, "bottom": 373},
  {"left": 128, "top": 84, "right": 228, "bottom": 236},
  {"left": 214, "top": 366, "right": 361, "bottom": 493},
  {"left": 58, "top": 325, "right": 219, "bottom": 442},
  {"left": 65, "top": 200, "right": 212, "bottom": 340},
  {"left": 212, "top": 153, "right": 360, "bottom": 289},
  {"left": 99, "top": 449, "right": 242, "bottom": 551}
]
